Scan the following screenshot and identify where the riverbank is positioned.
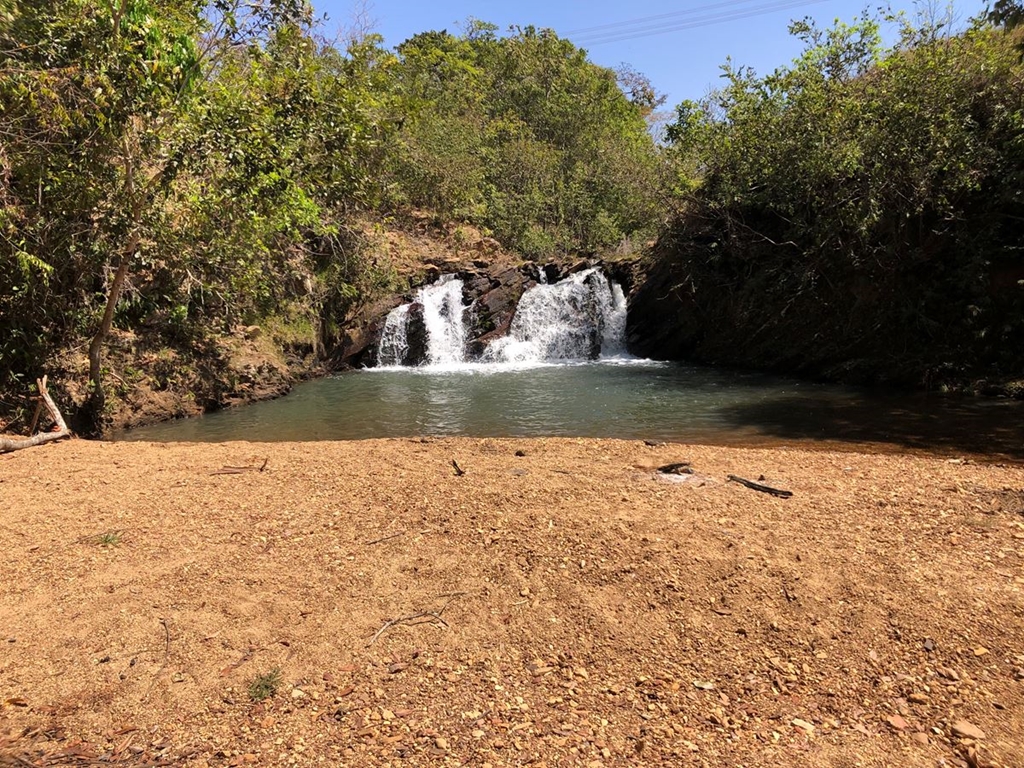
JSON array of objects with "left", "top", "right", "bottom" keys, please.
[{"left": 1, "top": 438, "right": 1022, "bottom": 767}]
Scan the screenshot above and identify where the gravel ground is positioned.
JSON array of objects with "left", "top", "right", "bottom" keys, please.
[{"left": 1, "top": 437, "right": 1022, "bottom": 767}]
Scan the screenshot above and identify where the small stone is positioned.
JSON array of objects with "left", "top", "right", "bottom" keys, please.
[
  {"left": 388, "top": 662, "right": 408, "bottom": 674},
  {"left": 912, "top": 732, "right": 929, "bottom": 745},
  {"left": 260, "top": 716, "right": 276, "bottom": 728},
  {"left": 951, "top": 720, "right": 986, "bottom": 740},
  {"left": 973, "top": 647, "right": 989, "bottom": 657},
  {"left": 472, "top": 729, "right": 486, "bottom": 738},
  {"left": 908, "top": 693, "right": 929, "bottom": 705},
  {"left": 923, "top": 638, "right": 935, "bottom": 652},
  {"left": 693, "top": 681, "right": 715, "bottom": 690},
  {"left": 886, "top": 715, "right": 910, "bottom": 731},
  {"left": 791, "top": 718, "right": 815, "bottom": 733},
  {"left": 290, "top": 688, "right": 305, "bottom": 699},
  {"left": 434, "top": 737, "right": 448, "bottom": 751}
]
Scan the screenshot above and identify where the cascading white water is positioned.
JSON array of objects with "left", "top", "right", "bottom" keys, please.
[
  {"left": 376, "top": 268, "right": 627, "bottom": 368},
  {"left": 484, "top": 268, "right": 626, "bottom": 363},
  {"left": 376, "top": 304, "right": 410, "bottom": 367},
  {"left": 376, "top": 275, "right": 469, "bottom": 367},
  {"left": 420, "top": 275, "right": 468, "bottom": 365},
  {"left": 601, "top": 282, "right": 628, "bottom": 356}
]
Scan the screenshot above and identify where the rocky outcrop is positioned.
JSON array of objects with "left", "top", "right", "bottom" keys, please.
[{"left": 404, "top": 303, "right": 429, "bottom": 366}]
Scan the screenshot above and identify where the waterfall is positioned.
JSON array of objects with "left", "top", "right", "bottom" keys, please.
[
  {"left": 484, "top": 268, "right": 625, "bottom": 363},
  {"left": 376, "top": 304, "right": 410, "bottom": 367},
  {"left": 375, "top": 268, "right": 627, "bottom": 368},
  {"left": 420, "top": 275, "right": 468, "bottom": 365},
  {"left": 376, "top": 275, "right": 469, "bottom": 367}
]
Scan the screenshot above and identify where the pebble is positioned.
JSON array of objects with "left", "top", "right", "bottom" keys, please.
[
  {"left": 886, "top": 715, "right": 910, "bottom": 731},
  {"left": 951, "top": 720, "right": 986, "bottom": 740},
  {"left": 907, "top": 693, "right": 929, "bottom": 704},
  {"left": 434, "top": 736, "right": 448, "bottom": 750}
]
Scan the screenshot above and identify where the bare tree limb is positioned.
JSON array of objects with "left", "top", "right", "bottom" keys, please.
[{"left": 0, "top": 376, "right": 72, "bottom": 453}]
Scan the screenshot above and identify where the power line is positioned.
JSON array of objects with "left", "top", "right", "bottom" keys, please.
[
  {"left": 564, "top": 0, "right": 784, "bottom": 36},
  {"left": 570, "top": 0, "right": 834, "bottom": 46},
  {"left": 573, "top": 0, "right": 831, "bottom": 44}
]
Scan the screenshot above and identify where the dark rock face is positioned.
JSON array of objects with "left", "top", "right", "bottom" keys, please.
[
  {"left": 333, "top": 296, "right": 404, "bottom": 368},
  {"left": 625, "top": 256, "right": 698, "bottom": 362},
  {"left": 403, "top": 302, "right": 428, "bottom": 366}
]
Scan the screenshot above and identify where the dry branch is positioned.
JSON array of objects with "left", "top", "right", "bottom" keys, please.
[
  {"left": 0, "top": 376, "right": 71, "bottom": 454},
  {"left": 210, "top": 458, "right": 269, "bottom": 475},
  {"left": 366, "top": 532, "right": 404, "bottom": 546},
  {"left": 368, "top": 593, "right": 466, "bottom": 646},
  {"left": 726, "top": 474, "right": 793, "bottom": 499}
]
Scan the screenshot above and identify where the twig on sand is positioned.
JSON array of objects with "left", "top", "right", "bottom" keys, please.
[
  {"left": 727, "top": 474, "right": 793, "bottom": 499},
  {"left": 143, "top": 618, "right": 173, "bottom": 700},
  {"left": 211, "top": 458, "right": 269, "bottom": 475},
  {"left": 366, "top": 531, "right": 404, "bottom": 546},
  {"left": 368, "top": 593, "right": 467, "bottom": 646},
  {"left": 451, "top": 459, "right": 466, "bottom": 476}
]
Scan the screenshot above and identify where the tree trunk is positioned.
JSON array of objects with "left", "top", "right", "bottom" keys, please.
[
  {"left": 86, "top": 227, "right": 141, "bottom": 423},
  {"left": 0, "top": 376, "right": 71, "bottom": 453}
]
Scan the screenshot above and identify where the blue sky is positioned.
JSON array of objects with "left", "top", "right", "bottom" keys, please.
[{"left": 312, "top": 0, "right": 989, "bottom": 110}]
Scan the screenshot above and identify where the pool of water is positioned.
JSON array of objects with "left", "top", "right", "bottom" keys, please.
[{"left": 115, "top": 359, "right": 1024, "bottom": 459}]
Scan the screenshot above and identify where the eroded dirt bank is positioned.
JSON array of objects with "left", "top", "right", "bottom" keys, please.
[{"left": 1, "top": 438, "right": 1022, "bottom": 767}]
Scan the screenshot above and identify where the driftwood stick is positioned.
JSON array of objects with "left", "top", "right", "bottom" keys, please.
[
  {"left": 726, "top": 474, "right": 793, "bottom": 499},
  {"left": 366, "top": 532, "right": 404, "bottom": 546},
  {"left": 0, "top": 376, "right": 72, "bottom": 454},
  {"left": 27, "top": 398, "right": 44, "bottom": 436},
  {"left": 210, "top": 459, "right": 269, "bottom": 475}
]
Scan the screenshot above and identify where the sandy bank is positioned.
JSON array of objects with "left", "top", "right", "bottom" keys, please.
[{"left": 1, "top": 437, "right": 1022, "bottom": 767}]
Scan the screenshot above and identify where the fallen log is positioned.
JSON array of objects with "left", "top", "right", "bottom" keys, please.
[{"left": 0, "top": 376, "right": 72, "bottom": 453}]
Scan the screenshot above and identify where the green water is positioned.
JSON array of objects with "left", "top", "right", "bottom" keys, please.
[{"left": 116, "top": 359, "right": 1024, "bottom": 458}]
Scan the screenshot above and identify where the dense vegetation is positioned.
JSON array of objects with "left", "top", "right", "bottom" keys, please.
[
  {"left": 649, "top": 9, "right": 1024, "bottom": 389},
  {"left": 4, "top": 0, "right": 1024, "bottom": 437},
  {"left": 0, "top": 1, "right": 663, "bottom": 431}
]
